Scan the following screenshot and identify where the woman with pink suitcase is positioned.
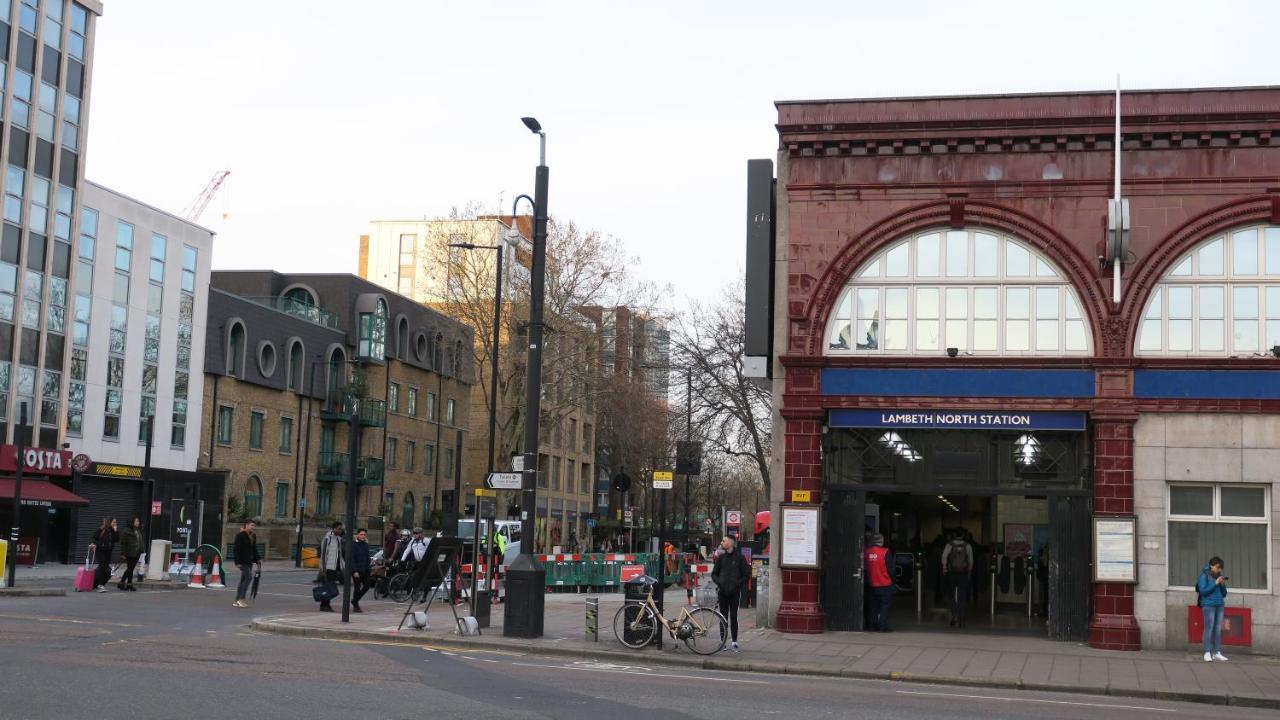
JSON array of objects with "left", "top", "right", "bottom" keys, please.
[{"left": 87, "top": 518, "right": 118, "bottom": 592}]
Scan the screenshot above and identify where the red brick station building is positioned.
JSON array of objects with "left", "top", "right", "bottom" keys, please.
[{"left": 749, "top": 87, "right": 1280, "bottom": 652}]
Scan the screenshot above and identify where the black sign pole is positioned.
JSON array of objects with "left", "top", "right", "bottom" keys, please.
[{"left": 6, "top": 408, "right": 27, "bottom": 588}]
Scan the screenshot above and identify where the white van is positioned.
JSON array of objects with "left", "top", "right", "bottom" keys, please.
[{"left": 456, "top": 518, "right": 522, "bottom": 566}]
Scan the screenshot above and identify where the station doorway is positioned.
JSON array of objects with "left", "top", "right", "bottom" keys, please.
[{"left": 819, "top": 422, "right": 1093, "bottom": 641}]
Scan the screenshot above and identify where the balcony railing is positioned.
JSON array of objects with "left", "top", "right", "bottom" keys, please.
[
  {"left": 316, "top": 452, "right": 385, "bottom": 485},
  {"left": 242, "top": 296, "right": 341, "bottom": 330},
  {"left": 319, "top": 388, "right": 386, "bottom": 427}
]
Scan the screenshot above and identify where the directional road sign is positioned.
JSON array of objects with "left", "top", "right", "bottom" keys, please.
[
  {"left": 652, "top": 470, "right": 674, "bottom": 490},
  {"left": 487, "top": 472, "right": 523, "bottom": 490}
]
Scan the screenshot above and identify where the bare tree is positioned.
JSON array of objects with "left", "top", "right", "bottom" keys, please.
[{"left": 672, "top": 279, "right": 773, "bottom": 492}]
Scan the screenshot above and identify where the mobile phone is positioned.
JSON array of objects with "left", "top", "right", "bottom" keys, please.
[{"left": 1223, "top": 576, "right": 1230, "bottom": 581}]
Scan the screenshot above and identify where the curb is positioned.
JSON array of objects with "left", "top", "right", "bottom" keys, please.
[
  {"left": 251, "top": 618, "right": 1280, "bottom": 710},
  {"left": 0, "top": 587, "right": 67, "bottom": 597}
]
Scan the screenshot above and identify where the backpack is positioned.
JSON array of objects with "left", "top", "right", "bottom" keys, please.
[{"left": 947, "top": 541, "right": 970, "bottom": 572}]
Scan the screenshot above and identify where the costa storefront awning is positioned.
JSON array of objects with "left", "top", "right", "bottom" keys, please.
[{"left": 0, "top": 478, "right": 90, "bottom": 507}]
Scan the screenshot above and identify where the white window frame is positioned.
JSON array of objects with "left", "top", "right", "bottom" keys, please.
[
  {"left": 1137, "top": 225, "right": 1280, "bottom": 357},
  {"left": 825, "top": 227, "right": 1092, "bottom": 357},
  {"left": 1165, "top": 482, "right": 1271, "bottom": 593}
]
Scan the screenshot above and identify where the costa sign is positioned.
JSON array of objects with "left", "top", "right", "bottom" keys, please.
[{"left": 0, "top": 446, "right": 74, "bottom": 476}]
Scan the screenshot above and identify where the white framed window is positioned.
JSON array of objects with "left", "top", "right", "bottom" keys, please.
[
  {"left": 1138, "top": 226, "right": 1280, "bottom": 356},
  {"left": 826, "top": 228, "right": 1090, "bottom": 356},
  {"left": 1167, "top": 483, "right": 1270, "bottom": 591}
]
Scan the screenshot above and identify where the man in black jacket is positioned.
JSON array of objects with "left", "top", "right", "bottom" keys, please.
[
  {"left": 351, "top": 528, "right": 372, "bottom": 613},
  {"left": 711, "top": 536, "right": 750, "bottom": 652},
  {"left": 232, "top": 520, "right": 260, "bottom": 608}
]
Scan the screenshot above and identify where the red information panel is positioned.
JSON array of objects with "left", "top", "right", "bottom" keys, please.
[
  {"left": 1187, "top": 606, "right": 1253, "bottom": 647},
  {"left": 620, "top": 564, "right": 644, "bottom": 583},
  {"left": 15, "top": 537, "right": 38, "bottom": 565}
]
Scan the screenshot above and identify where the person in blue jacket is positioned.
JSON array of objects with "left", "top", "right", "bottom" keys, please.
[{"left": 1196, "top": 556, "right": 1229, "bottom": 662}]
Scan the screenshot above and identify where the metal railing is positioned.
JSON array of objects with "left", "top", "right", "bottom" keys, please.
[
  {"left": 242, "top": 295, "right": 340, "bottom": 329},
  {"left": 315, "top": 452, "right": 385, "bottom": 485}
]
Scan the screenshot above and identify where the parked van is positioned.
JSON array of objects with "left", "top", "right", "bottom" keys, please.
[{"left": 456, "top": 518, "right": 522, "bottom": 566}]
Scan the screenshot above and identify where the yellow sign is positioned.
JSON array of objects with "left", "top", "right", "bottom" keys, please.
[
  {"left": 92, "top": 463, "right": 142, "bottom": 478},
  {"left": 474, "top": 488, "right": 497, "bottom": 497},
  {"left": 653, "top": 471, "right": 673, "bottom": 481},
  {"left": 792, "top": 490, "right": 812, "bottom": 503}
]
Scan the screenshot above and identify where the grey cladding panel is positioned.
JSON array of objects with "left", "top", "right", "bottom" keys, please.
[{"left": 744, "top": 159, "right": 775, "bottom": 360}]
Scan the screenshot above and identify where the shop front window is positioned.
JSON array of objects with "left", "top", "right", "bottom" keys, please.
[{"left": 1168, "top": 484, "right": 1269, "bottom": 590}]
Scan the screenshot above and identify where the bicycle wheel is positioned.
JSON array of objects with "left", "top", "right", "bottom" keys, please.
[
  {"left": 613, "top": 603, "right": 658, "bottom": 649},
  {"left": 388, "top": 573, "right": 413, "bottom": 603},
  {"left": 681, "top": 606, "right": 728, "bottom": 655}
]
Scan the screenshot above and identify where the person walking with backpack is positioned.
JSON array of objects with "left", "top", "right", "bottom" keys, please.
[
  {"left": 88, "top": 517, "right": 118, "bottom": 593},
  {"left": 864, "top": 533, "right": 894, "bottom": 632},
  {"left": 941, "top": 530, "right": 974, "bottom": 628},
  {"left": 711, "top": 535, "right": 750, "bottom": 652},
  {"left": 1197, "top": 556, "right": 1229, "bottom": 662},
  {"left": 232, "top": 519, "right": 260, "bottom": 608},
  {"left": 117, "top": 516, "right": 143, "bottom": 591},
  {"left": 317, "top": 521, "right": 345, "bottom": 612}
]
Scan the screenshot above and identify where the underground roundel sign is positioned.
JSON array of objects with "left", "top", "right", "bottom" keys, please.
[{"left": 726, "top": 511, "right": 742, "bottom": 527}]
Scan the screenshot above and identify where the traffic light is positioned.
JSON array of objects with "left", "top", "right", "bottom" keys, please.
[
  {"left": 676, "top": 441, "right": 702, "bottom": 476},
  {"left": 612, "top": 471, "right": 631, "bottom": 493}
]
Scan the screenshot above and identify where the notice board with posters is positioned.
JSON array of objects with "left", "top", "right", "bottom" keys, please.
[
  {"left": 779, "top": 503, "right": 820, "bottom": 569},
  {"left": 1093, "top": 516, "right": 1137, "bottom": 583}
]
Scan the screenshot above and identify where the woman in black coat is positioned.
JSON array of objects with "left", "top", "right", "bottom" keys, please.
[{"left": 88, "top": 517, "right": 118, "bottom": 592}]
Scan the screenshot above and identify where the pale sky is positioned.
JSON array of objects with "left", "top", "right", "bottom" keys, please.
[{"left": 86, "top": 1, "right": 1277, "bottom": 309}]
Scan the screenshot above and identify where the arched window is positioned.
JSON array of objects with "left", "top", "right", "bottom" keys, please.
[
  {"left": 402, "top": 491, "right": 415, "bottom": 529},
  {"left": 287, "top": 340, "right": 305, "bottom": 391},
  {"left": 284, "top": 287, "right": 315, "bottom": 307},
  {"left": 244, "top": 474, "right": 262, "bottom": 519},
  {"left": 1137, "top": 225, "right": 1280, "bottom": 355},
  {"left": 397, "top": 316, "right": 409, "bottom": 359},
  {"left": 358, "top": 299, "right": 388, "bottom": 359},
  {"left": 227, "top": 322, "right": 246, "bottom": 376},
  {"left": 826, "top": 228, "right": 1091, "bottom": 356},
  {"left": 327, "top": 346, "right": 346, "bottom": 395}
]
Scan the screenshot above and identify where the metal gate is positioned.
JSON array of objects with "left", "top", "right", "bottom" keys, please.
[
  {"left": 821, "top": 488, "right": 865, "bottom": 631},
  {"left": 1047, "top": 494, "right": 1092, "bottom": 641},
  {"left": 74, "top": 477, "right": 145, "bottom": 563}
]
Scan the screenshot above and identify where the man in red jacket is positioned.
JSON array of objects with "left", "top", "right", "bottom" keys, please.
[{"left": 864, "top": 533, "right": 894, "bottom": 632}]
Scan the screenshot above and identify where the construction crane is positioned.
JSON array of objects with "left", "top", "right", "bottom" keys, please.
[{"left": 183, "top": 170, "right": 230, "bottom": 223}]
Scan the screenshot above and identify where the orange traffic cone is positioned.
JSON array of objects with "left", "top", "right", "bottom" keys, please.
[
  {"left": 187, "top": 554, "right": 206, "bottom": 588},
  {"left": 207, "top": 557, "right": 226, "bottom": 588}
]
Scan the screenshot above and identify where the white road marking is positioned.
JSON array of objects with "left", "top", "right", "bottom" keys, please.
[
  {"left": 510, "top": 661, "right": 767, "bottom": 685},
  {"left": 895, "top": 690, "right": 1178, "bottom": 713}
]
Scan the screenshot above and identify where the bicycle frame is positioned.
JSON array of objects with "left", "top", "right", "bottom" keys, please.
[{"left": 639, "top": 586, "right": 704, "bottom": 638}]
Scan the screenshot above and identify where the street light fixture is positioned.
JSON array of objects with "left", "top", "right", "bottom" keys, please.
[{"left": 505, "top": 116, "right": 549, "bottom": 639}]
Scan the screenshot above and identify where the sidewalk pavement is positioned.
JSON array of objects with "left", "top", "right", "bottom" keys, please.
[{"left": 252, "top": 591, "right": 1280, "bottom": 710}]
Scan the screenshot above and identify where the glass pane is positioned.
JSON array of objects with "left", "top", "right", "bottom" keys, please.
[
  {"left": 833, "top": 289, "right": 852, "bottom": 321},
  {"left": 1065, "top": 320, "right": 1087, "bottom": 351},
  {"left": 915, "top": 234, "right": 939, "bottom": 277},
  {"left": 827, "top": 320, "right": 851, "bottom": 351},
  {"left": 1035, "top": 320, "right": 1059, "bottom": 350},
  {"left": 857, "top": 259, "right": 879, "bottom": 278},
  {"left": 973, "top": 233, "right": 998, "bottom": 277},
  {"left": 885, "top": 242, "right": 908, "bottom": 277},
  {"left": 1200, "top": 319, "right": 1224, "bottom": 351},
  {"left": 883, "top": 319, "right": 907, "bottom": 350},
  {"left": 915, "top": 320, "right": 939, "bottom": 351},
  {"left": 1168, "top": 521, "right": 1267, "bottom": 590},
  {"left": 915, "top": 288, "right": 938, "bottom": 318},
  {"left": 945, "top": 319, "right": 967, "bottom": 350},
  {"left": 1035, "top": 258, "right": 1057, "bottom": 277},
  {"left": 973, "top": 288, "right": 997, "bottom": 319},
  {"left": 1221, "top": 487, "right": 1266, "bottom": 518},
  {"left": 1006, "top": 241, "right": 1030, "bottom": 276},
  {"left": 1036, "top": 287, "right": 1058, "bottom": 319},
  {"left": 945, "top": 287, "right": 966, "bottom": 319},
  {"left": 885, "top": 288, "right": 908, "bottom": 319},
  {"left": 1006, "top": 320, "right": 1029, "bottom": 351},
  {"left": 1232, "top": 230, "right": 1258, "bottom": 276},
  {"left": 1144, "top": 288, "right": 1163, "bottom": 319},
  {"left": 1064, "top": 292, "right": 1082, "bottom": 320},
  {"left": 855, "top": 317, "right": 878, "bottom": 350},
  {"left": 1168, "top": 287, "right": 1192, "bottom": 319},
  {"left": 1269, "top": 320, "right": 1280, "bottom": 350},
  {"left": 1138, "top": 319, "right": 1161, "bottom": 352},
  {"left": 1234, "top": 286, "right": 1258, "bottom": 319},
  {"left": 856, "top": 288, "right": 878, "bottom": 322},
  {"left": 1234, "top": 320, "right": 1259, "bottom": 352},
  {"left": 1266, "top": 228, "right": 1280, "bottom": 276},
  {"left": 0, "top": 264, "right": 15, "bottom": 293},
  {"left": 1006, "top": 287, "right": 1029, "bottom": 319},
  {"left": 1269, "top": 287, "right": 1280, "bottom": 318},
  {"left": 945, "top": 231, "right": 966, "bottom": 277},
  {"left": 1198, "top": 237, "right": 1224, "bottom": 275},
  {"left": 1170, "top": 485, "right": 1213, "bottom": 515},
  {"left": 1170, "top": 255, "right": 1193, "bottom": 277},
  {"left": 973, "top": 320, "right": 997, "bottom": 351},
  {"left": 1199, "top": 286, "right": 1224, "bottom": 319}
]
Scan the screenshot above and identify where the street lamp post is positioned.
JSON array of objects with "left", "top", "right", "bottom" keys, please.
[{"left": 504, "top": 116, "right": 549, "bottom": 639}]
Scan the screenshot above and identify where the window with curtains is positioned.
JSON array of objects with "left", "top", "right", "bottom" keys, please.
[
  {"left": 1168, "top": 484, "right": 1270, "bottom": 590},
  {"left": 826, "top": 228, "right": 1091, "bottom": 356},
  {"left": 1137, "top": 226, "right": 1280, "bottom": 355}
]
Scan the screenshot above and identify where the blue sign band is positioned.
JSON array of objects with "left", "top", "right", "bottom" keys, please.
[
  {"left": 829, "top": 409, "right": 1088, "bottom": 432},
  {"left": 1134, "top": 370, "right": 1280, "bottom": 399},
  {"left": 821, "top": 368, "right": 1095, "bottom": 398}
]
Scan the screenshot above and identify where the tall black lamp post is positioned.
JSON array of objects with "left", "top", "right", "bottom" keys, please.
[{"left": 504, "top": 115, "right": 549, "bottom": 638}]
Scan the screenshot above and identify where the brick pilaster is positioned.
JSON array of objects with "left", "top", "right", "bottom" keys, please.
[
  {"left": 1088, "top": 417, "right": 1141, "bottom": 651},
  {"left": 775, "top": 412, "right": 825, "bottom": 633}
]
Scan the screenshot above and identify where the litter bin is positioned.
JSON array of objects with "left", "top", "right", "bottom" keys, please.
[{"left": 622, "top": 574, "right": 659, "bottom": 646}]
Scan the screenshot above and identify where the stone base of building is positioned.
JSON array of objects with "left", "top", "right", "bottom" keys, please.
[
  {"left": 1089, "top": 613, "right": 1142, "bottom": 650},
  {"left": 776, "top": 601, "right": 824, "bottom": 633}
]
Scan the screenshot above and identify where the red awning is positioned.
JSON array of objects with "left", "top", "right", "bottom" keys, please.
[{"left": 0, "top": 478, "right": 90, "bottom": 506}]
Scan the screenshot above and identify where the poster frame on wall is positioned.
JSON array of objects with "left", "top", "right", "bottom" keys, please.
[
  {"left": 778, "top": 503, "right": 821, "bottom": 570},
  {"left": 1092, "top": 515, "right": 1138, "bottom": 584}
]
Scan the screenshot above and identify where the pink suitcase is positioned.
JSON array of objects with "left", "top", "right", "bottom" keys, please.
[{"left": 74, "top": 549, "right": 96, "bottom": 592}]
